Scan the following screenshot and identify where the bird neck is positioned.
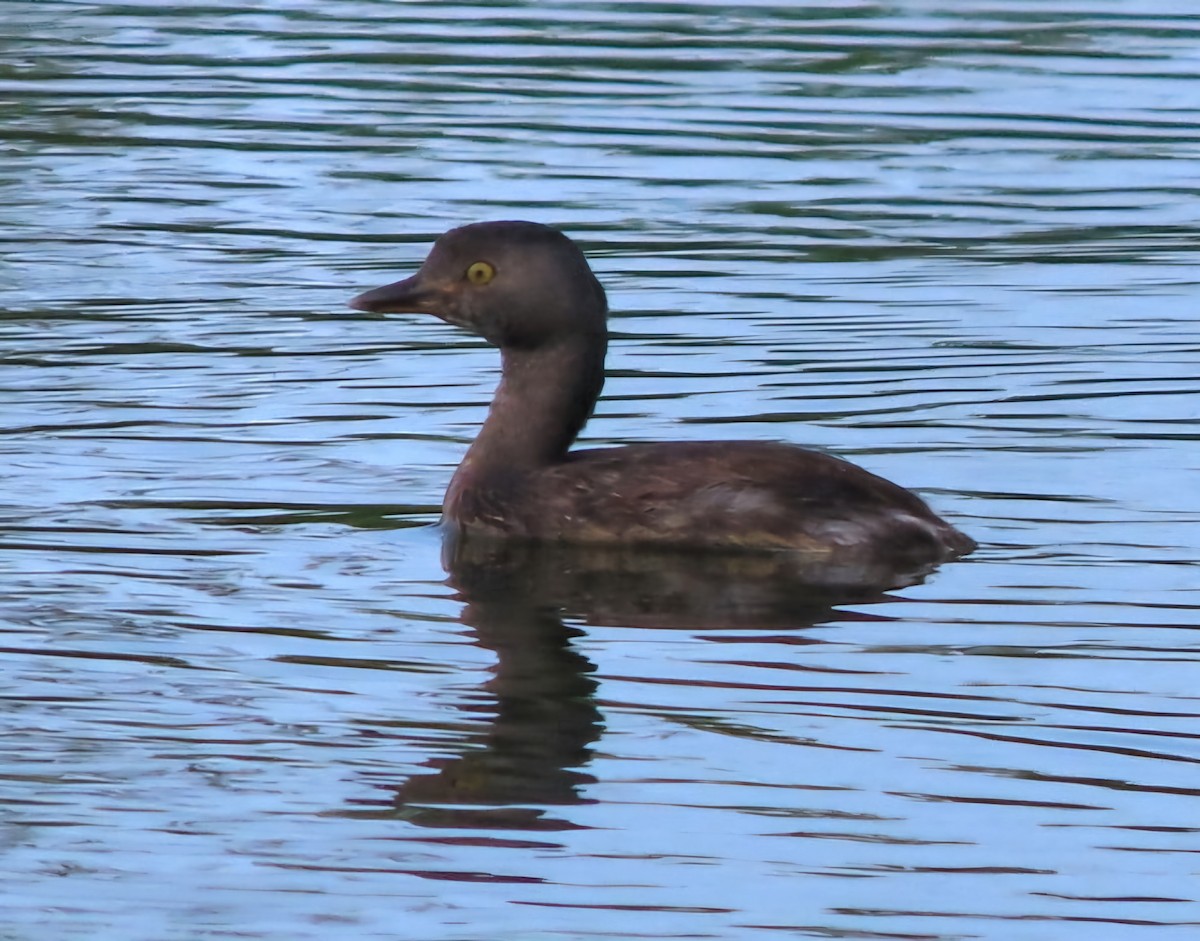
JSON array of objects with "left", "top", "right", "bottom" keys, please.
[{"left": 455, "top": 331, "right": 607, "bottom": 478}]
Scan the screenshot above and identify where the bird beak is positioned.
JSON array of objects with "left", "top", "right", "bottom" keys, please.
[{"left": 349, "top": 272, "right": 443, "bottom": 314}]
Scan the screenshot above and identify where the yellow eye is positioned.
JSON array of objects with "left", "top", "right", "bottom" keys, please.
[{"left": 466, "top": 261, "right": 495, "bottom": 285}]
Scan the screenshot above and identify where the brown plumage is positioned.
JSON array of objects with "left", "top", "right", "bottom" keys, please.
[{"left": 350, "top": 221, "right": 974, "bottom": 569}]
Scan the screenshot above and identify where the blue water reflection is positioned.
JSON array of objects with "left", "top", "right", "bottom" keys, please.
[{"left": 2, "top": 1, "right": 1199, "bottom": 939}]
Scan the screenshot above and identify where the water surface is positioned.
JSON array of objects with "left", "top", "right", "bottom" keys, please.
[{"left": 3, "top": 2, "right": 1200, "bottom": 939}]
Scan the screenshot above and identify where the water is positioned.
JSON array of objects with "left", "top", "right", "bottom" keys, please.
[{"left": 3, "top": 1, "right": 1200, "bottom": 938}]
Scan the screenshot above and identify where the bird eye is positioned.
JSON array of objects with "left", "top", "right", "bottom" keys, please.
[{"left": 466, "top": 261, "right": 495, "bottom": 285}]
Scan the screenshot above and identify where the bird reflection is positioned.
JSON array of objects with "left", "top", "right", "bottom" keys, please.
[
  {"left": 391, "top": 547, "right": 601, "bottom": 831},
  {"left": 388, "top": 537, "right": 912, "bottom": 830}
]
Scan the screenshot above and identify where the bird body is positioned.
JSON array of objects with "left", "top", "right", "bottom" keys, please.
[{"left": 446, "top": 440, "right": 972, "bottom": 561}]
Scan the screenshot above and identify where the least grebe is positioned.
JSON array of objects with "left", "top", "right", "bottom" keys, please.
[{"left": 351, "top": 221, "right": 974, "bottom": 565}]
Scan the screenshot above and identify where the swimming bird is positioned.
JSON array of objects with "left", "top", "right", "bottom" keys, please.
[{"left": 350, "top": 221, "right": 974, "bottom": 569}]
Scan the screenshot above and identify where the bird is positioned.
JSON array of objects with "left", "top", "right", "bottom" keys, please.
[{"left": 350, "top": 221, "right": 974, "bottom": 571}]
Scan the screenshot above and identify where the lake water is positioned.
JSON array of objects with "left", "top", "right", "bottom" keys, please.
[{"left": 3, "top": 1, "right": 1200, "bottom": 939}]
